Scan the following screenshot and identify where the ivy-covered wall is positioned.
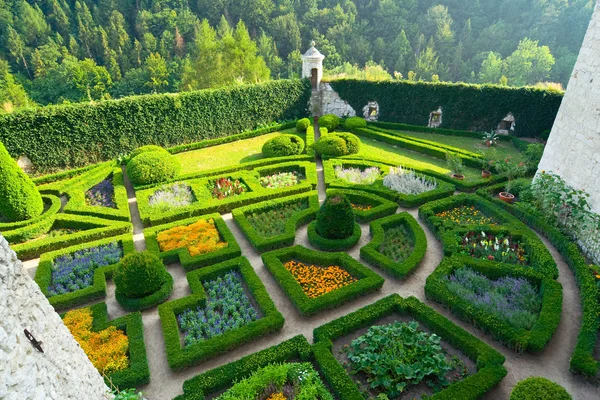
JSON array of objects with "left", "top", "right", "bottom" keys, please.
[
  {"left": 329, "top": 80, "right": 563, "bottom": 137},
  {"left": 0, "top": 80, "right": 311, "bottom": 172}
]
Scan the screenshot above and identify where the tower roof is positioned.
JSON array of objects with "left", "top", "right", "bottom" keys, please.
[{"left": 302, "top": 41, "right": 325, "bottom": 60}]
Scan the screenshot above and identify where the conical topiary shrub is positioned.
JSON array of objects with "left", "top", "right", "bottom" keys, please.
[
  {"left": 0, "top": 141, "right": 43, "bottom": 221},
  {"left": 315, "top": 194, "right": 355, "bottom": 239}
]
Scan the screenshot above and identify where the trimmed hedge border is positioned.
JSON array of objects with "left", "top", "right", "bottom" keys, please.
[
  {"left": 35, "top": 234, "right": 135, "bottom": 310},
  {"left": 510, "top": 377, "right": 572, "bottom": 400},
  {"left": 425, "top": 256, "right": 562, "bottom": 353},
  {"left": 326, "top": 188, "right": 397, "bottom": 223},
  {"left": 261, "top": 245, "right": 384, "bottom": 316},
  {"left": 0, "top": 194, "right": 61, "bottom": 233},
  {"left": 144, "top": 213, "right": 241, "bottom": 272},
  {"left": 369, "top": 121, "right": 512, "bottom": 142},
  {"left": 313, "top": 294, "right": 507, "bottom": 400},
  {"left": 32, "top": 162, "right": 101, "bottom": 186},
  {"left": 37, "top": 161, "right": 114, "bottom": 194},
  {"left": 476, "top": 182, "right": 600, "bottom": 378},
  {"left": 324, "top": 158, "right": 456, "bottom": 207},
  {"left": 158, "top": 257, "right": 284, "bottom": 371},
  {"left": 115, "top": 272, "right": 174, "bottom": 312},
  {"left": 232, "top": 191, "right": 320, "bottom": 253},
  {"left": 85, "top": 302, "right": 150, "bottom": 389},
  {"left": 307, "top": 221, "right": 362, "bottom": 252},
  {"left": 360, "top": 212, "right": 427, "bottom": 279}
]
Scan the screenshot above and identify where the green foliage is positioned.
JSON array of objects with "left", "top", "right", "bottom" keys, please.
[
  {"left": 343, "top": 117, "right": 367, "bottom": 130},
  {"left": 525, "top": 143, "right": 545, "bottom": 170},
  {"left": 314, "top": 132, "right": 361, "bottom": 158},
  {"left": 126, "top": 151, "right": 181, "bottom": 186},
  {"left": 296, "top": 118, "right": 311, "bottom": 132},
  {"left": 316, "top": 194, "right": 354, "bottom": 240},
  {"left": 446, "top": 152, "right": 465, "bottom": 175},
  {"left": 114, "top": 251, "right": 169, "bottom": 299},
  {"left": 0, "top": 141, "right": 43, "bottom": 221},
  {"left": 510, "top": 377, "right": 572, "bottom": 400},
  {"left": 326, "top": 189, "right": 398, "bottom": 223},
  {"left": 261, "top": 134, "right": 305, "bottom": 158},
  {"left": 128, "top": 145, "right": 169, "bottom": 160},
  {"left": 307, "top": 220, "right": 362, "bottom": 252},
  {"left": 318, "top": 114, "right": 340, "bottom": 131}
]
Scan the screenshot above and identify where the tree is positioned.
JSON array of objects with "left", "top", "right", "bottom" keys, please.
[
  {"left": 6, "top": 26, "right": 30, "bottom": 77},
  {"left": 258, "top": 32, "right": 284, "bottom": 78},
  {"left": 479, "top": 52, "right": 504, "bottom": 84},
  {"left": 144, "top": 52, "right": 169, "bottom": 92},
  {"left": 414, "top": 40, "right": 440, "bottom": 81},
  {"left": 505, "top": 38, "right": 555, "bottom": 86},
  {"left": 180, "top": 19, "right": 221, "bottom": 90},
  {"left": 0, "top": 59, "right": 32, "bottom": 112}
]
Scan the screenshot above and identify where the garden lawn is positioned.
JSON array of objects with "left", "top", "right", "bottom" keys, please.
[
  {"left": 175, "top": 129, "right": 302, "bottom": 175},
  {"left": 351, "top": 136, "right": 482, "bottom": 180}
]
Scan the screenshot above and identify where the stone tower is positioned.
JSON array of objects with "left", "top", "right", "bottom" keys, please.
[
  {"left": 301, "top": 41, "right": 325, "bottom": 90},
  {"left": 537, "top": 1, "right": 600, "bottom": 213}
]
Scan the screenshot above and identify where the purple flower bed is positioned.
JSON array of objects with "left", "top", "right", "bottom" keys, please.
[
  {"left": 48, "top": 242, "right": 123, "bottom": 296},
  {"left": 177, "top": 271, "right": 259, "bottom": 347},
  {"left": 85, "top": 177, "right": 116, "bottom": 208},
  {"left": 443, "top": 267, "right": 542, "bottom": 330}
]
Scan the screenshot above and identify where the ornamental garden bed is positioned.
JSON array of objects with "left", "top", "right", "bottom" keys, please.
[
  {"left": 158, "top": 257, "right": 284, "bottom": 371},
  {"left": 261, "top": 245, "right": 384, "bottom": 316},
  {"left": 144, "top": 214, "right": 241, "bottom": 272},
  {"left": 34, "top": 233, "right": 135, "bottom": 310},
  {"left": 232, "top": 191, "right": 320, "bottom": 252},
  {"left": 326, "top": 188, "right": 397, "bottom": 223},
  {"left": 0, "top": 194, "right": 61, "bottom": 232},
  {"left": 360, "top": 212, "right": 427, "bottom": 279}
]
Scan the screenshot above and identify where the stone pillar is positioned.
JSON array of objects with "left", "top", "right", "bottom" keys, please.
[
  {"left": 301, "top": 41, "right": 325, "bottom": 91},
  {"left": 0, "top": 235, "right": 110, "bottom": 400},
  {"left": 537, "top": 1, "right": 600, "bottom": 214}
]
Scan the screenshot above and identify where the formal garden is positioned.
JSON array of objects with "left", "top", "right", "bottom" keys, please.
[{"left": 1, "top": 79, "right": 599, "bottom": 400}]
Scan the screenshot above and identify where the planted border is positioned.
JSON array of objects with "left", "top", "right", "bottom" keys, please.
[
  {"left": 307, "top": 221, "right": 362, "bottom": 251},
  {"left": 158, "top": 257, "right": 284, "bottom": 371},
  {"left": 34, "top": 234, "right": 135, "bottom": 310},
  {"left": 0, "top": 194, "right": 61, "bottom": 233},
  {"left": 326, "top": 188, "right": 397, "bottom": 223},
  {"left": 144, "top": 213, "right": 241, "bottom": 272},
  {"left": 360, "top": 212, "right": 427, "bottom": 279},
  {"left": 425, "top": 257, "right": 562, "bottom": 353},
  {"left": 261, "top": 245, "right": 384, "bottom": 316},
  {"left": 313, "top": 294, "right": 507, "bottom": 400},
  {"left": 232, "top": 191, "right": 320, "bottom": 252}
]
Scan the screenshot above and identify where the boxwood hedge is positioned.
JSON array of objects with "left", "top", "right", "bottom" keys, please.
[
  {"left": 325, "top": 188, "right": 398, "bottom": 223},
  {"left": 307, "top": 220, "right": 362, "bottom": 252}
]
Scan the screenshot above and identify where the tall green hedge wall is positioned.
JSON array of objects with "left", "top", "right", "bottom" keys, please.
[
  {"left": 0, "top": 80, "right": 311, "bottom": 172},
  {"left": 329, "top": 80, "right": 563, "bottom": 137}
]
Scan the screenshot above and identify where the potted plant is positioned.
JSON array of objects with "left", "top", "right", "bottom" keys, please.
[
  {"left": 482, "top": 130, "right": 499, "bottom": 147},
  {"left": 446, "top": 152, "right": 465, "bottom": 180},
  {"left": 478, "top": 148, "right": 497, "bottom": 178},
  {"left": 494, "top": 157, "right": 528, "bottom": 203}
]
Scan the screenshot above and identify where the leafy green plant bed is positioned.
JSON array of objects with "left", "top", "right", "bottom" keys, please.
[
  {"left": 326, "top": 188, "right": 397, "bottom": 223},
  {"left": 144, "top": 214, "right": 241, "bottom": 272},
  {"left": 35, "top": 234, "right": 135, "bottom": 310},
  {"left": 360, "top": 212, "right": 427, "bottom": 279},
  {"left": 261, "top": 246, "right": 384, "bottom": 316},
  {"left": 233, "top": 192, "right": 320, "bottom": 252},
  {"left": 158, "top": 257, "right": 284, "bottom": 371},
  {"left": 313, "top": 294, "right": 507, "bottom": 400},
  {"left": 425, "top": 257, "right": 562, "bottom": 353}
]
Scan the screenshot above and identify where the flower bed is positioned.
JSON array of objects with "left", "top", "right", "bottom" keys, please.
[
  {"left": 178, "top": 271, "right": 260, "bottom": 347},
  {"left": 157, "top": 218, "right": 227, "bottom": 257},
  {"left": 351, "top": 203, "right": 372, "bottom": 211},
  {"left": 325, "top": 189, "right": 397, "bottom": 223},
  {"left": 284, "top": 260, "right": 357, "bottom": 299},
  {"left": 259, "top": 171, "right": 303, "bottom": 189},
  {"left": 378, "top": 224, "right": 415, "bottom": 263},
  {"left": 246, "top": 199, "right": 309, "bottom": 237},
  {"left": 436, "top": 205, "right": 498, "bottom": 225},
  {"left": 85, "top": 176, "right": 116, "bottom": 208},
  {"left": 208, "top": 177, "right": 248, "bottom": 199},
  {"left": 334, "top": 165, "right": 380, "bottom": 185},
  {"left": 383, "top": 166, "right": 438, "bottom": 195},
  {"left": 459, "top": 231, "right": 527, "bottom": 264},
  {"left": 149, "top": 183, "right": 196, "bottom": 212}
]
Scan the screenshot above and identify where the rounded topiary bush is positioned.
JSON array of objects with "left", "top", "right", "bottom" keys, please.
[
  {"left": 129, "top": 145, "right": 169, "bottom": 160},
  {"left": 296, "top": 118, "right": 311, "bottom": 132},
  {"left": 314, "top": 132, "right": 361, "bottom": 158},
  {"left": 343, "top": 116, "right": 367, "bottom": 130},
  {"left": 510, "top": 377, "right": 572, "bottom": 400},
  {"left": 0, "top": 141, "right": 44, "bottom": 222},
  {"left": 262, "top": 134, "right": 306, "bottom": 158},
  {"left": 318, "top": 114, "right": 340, "bottom": 131},
  {"left": 126, "top": 151, "right": 181, "bottom": 185},
  {"left": 114, "top": 251, "right": 169, "bottom": 298},
  {"left": 316, "top": 194, "right": 355, "bottom": 239},
  {"left": 337, "top": 132, "right": 361, "bottom": 154}
]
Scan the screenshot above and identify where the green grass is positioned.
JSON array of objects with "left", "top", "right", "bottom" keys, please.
[
  {"left": 175, "top": 129, "right": 303, "bottom": 174},
  {"left": 350, "top": 136, "right": 482, "bottom": 180}
]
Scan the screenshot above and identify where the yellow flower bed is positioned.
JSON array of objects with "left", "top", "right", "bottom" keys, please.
[
  {"left": 157, "top": 218, "right": 228, "bottom": 256},
  {"left": 63, "top": 308, "right": 129, "bottom": 375},
  {"left": 266, "top": 393, "right": 287, "bottom": 400},
  {"left": 435, "top": 206, "right": 497, "bottom": 225},
  {"left": 284, "top": 260, "right": 357, "bottom": 298}
]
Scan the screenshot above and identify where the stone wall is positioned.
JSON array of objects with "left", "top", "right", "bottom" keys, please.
[
  {"left": 0, "top": 235, "right": 110, "bottom": 400},
  {"left": 537, "top": 1, "right": 600, "bottom": 214},
  {"left": 316, "top": 83, "right": 356, "bottom": 118}
]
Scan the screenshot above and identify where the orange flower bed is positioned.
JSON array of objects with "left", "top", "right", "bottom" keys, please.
[
  {"left": 266, "top": 393, "right": 286, "bottom": 400},
  {"left": 63, "top": 307, "right": 129, "bottom": 375},
  {"left": 351, "top": 203, "right": 373, "bottom": 211},
  {"left": 157, "top": 218, "right": 228, "bottom": 257},
  {"left": 284, "top": 260, "right": 357, "bottom": 298}
]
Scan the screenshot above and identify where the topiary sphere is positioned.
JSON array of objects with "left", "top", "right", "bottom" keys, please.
[
  {"left": 0, "top": 141, "right": 44, "bottom": 221},
  {"left": 262, "top": 134, "right": 306, "bottom": 158},
  {"left": 114, "top": 251, "right": 169, "bottom": 299},
  {"left": 126, "top": 151, "right": 181, "bottom": 185},
  {"left": 343, "top": 116, "right": 367, "bottom": 131},
  {"left": 336, "top": 132, "right": 361, "bottom": 154},
  {"left": 296, "top": 118, "right": 311, "bottom": 132},
  {"left": 318, "top": 114, "right": 340, "bottom": 131},
  {"left": 509, "top": 377, "right": 572, "bottom": 400},
  {"left": 314, "top": 135, "right": 347, "bottom": 158},
  {"left": 316, "top": 194, "right": 355, "bottom": 239},
  {"left": 129, "top": 145, "right": 169, "bottom": 161}
]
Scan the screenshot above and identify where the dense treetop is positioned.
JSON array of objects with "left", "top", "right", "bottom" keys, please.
[{"left": 0, "top": 0, "right": 592, "bottom": 111}]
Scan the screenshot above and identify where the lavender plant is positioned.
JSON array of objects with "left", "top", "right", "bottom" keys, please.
[
  {"left": 334, "top": 166, "right": 380, "bottom": 185},
  {"left": 383, "top": 166, "right": 438, "bottom": 195},
  {"left": 48, "top": 242, "right": 123, "bottom": 296},
  {"left": 444, "top": 268, "right": 542, "bottom": 330},
  {"left": 85, "top": 177, "right": 116, "bottom": 208},
  {"left": 177, "top": 271, "right": 259, "bottom": 346},
  {"left": 247, "top": 200, "right": 309, "bottom": 237},
  {"left": 259, "top": 171, "right": 303, "bottom": 189},
  {"left": 148, "top": 183, "right": 195, "bottom": 212}
]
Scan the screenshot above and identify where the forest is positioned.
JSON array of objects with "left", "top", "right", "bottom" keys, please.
[{"left": 0, "top": 0, "right": 594, "bottom": 111}]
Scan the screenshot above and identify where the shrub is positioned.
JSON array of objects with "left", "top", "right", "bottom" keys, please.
[
  {"left": 314, "top": 132, "right": 361, "bottom": 157},
  {"left": 262, "top": 134, "right": 306, "bottom": 158},
  {"left": 126, "top": 151, "right": 181, "bottom": 185},
  {"left": 509, "top": 377, "right": 572, "bottom": 400},
  {"left": 128, "top": 145, "right": 169, "bottom": 161},
  {"left": 114, "top": 252, "right": 169, "bottom": 299},
  {"left": 446, "top": 152, "right": 464, "bottom": 175},
  {"left": 0, "top": 141, "right": 44, "bottom": 221},
  {"left": 343, "top": 116, "right": 367, "bottom": 130},
  {"left": 318, "top": 114, "right": 340, "bottom": 131},
  {"left": 316, "top": 194, "right": 354, "bottom": 239},
  {"left": 525, "top": 143, "right": 545, "bottom": 170},
  {"left": 296, "top": 118, "right": 311, "bottom": 132}
]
